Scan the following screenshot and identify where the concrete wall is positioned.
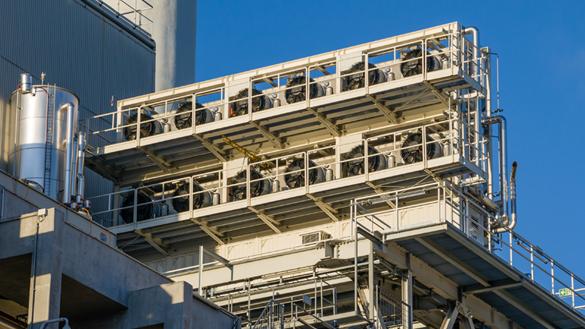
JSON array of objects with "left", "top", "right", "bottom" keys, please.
[
  {"left": 0, "top": 0, "right": 156, "bottom": 203},
  {"left": 0, "top": 199, "right": 238, "bottom": 328}
]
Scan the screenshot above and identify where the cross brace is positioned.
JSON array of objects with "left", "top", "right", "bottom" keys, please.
[
  {"left": 306, "top": 193, "right": 339, "bottom": 222},
  {"left": 307, "top": 107, "right": 341, "bottom": 137},
  {"left": 193, "top": 133, "right": 226, "bottom": 161},
  {"left": 367, "top": 94, "right": 399, "bottom": 124},
  {"left": 135, "top": 229, "right": 168, "bottom": 256},
  {"left": 248, "top": 206, "right": 281, "bottom": 233}
]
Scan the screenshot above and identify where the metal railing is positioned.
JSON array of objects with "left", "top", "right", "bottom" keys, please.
[
  {"left": 86, "top": 28, "right": 487, "bottom": 149},
  {"left": 88, "top": 116, "right": 485, "bottom": 227},
  {"left": 352, "top": 183, "right": 585, "bottom": 313},
  {"left": 97, "top": 0, "right": 153, "bottom": 32}
]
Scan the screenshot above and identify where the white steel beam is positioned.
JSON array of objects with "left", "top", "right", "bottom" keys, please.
[
  {"left": 140, "top": 147, "right": 173, "bottom": 171},
  {"left": 365, "top": 182, "right": 395, "bottom": 208},
  {"left": 439, "top": 304, "right": 459, "bottom": 329},
  {"left": 366, "top": 95, "right": 399, "bottom": 124},
  {"left": 415, "top": 238, "right": 490, "bottom": 287},
  {"left": 193, "top": 134, "right": 227, "bottom": 161},
  {"left": 493, "top": 290, "right": 556, "bottom": 329},
  {"left": 424, "top": 81, "right": 450, "bottom": 108},
  {"left": 190, "top": 218, "right": 225, "bottom": 245},
  {"left": 307, "top": 107, "right": 341, "bottom": 137},
  {"left": 135, "top": 229, "right": 168, "bottom": 256},
  {"left": 249, "top": 121, "right": 284, "bottom": 149},
  {"left": 248, "top": 206, "right": 281, "bottom": 233},
  {"left": 306, "top": 194, "right": 339, "bottom": 222}
]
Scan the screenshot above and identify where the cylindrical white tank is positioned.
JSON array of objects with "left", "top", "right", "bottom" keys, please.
[{"left": 8, "top": 81, "right": 80, "bottom": 204}]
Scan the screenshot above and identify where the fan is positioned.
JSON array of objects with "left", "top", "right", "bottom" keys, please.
[
  {"left": 284, "top": 158, "right": 326, "bottom": 188},
  {"left": 123, "top": 112, "right": 160, "bottom": 140},
  {"left": 120, "top": 190, "right": 153, "bottom": 223},
  {"left": 228, "top": 168, "right": 272, "bottom": 201},
  {"left": 285, "top": 76, "right": 324, "bottom": 104},
  {"left": 341, "top": 62, "right": 386, "bottom": 91},
  {"left": 172, "top": 181, "right": 212, "bottom": 212},
  {"left": 400, "top": 132, "right": 443, "bottom": 164},
  {"left": 342, "top": 145, "right": 387, "bottom": 177},
  {"left": 229, "top": 88, "right": 269, "bottom": 117},
  {"left": 400, "top": 47, "right": 440, "bottom": 77},
  {"left": 174, "top": 102, "right": 214, "bottom": 129}
]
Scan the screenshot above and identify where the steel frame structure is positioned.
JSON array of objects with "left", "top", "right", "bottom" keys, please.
[{"left": 82, "top": 22, "right": 585, "bottom": 329}]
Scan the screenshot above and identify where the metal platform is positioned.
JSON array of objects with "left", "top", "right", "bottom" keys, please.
[
  {"left": 85, "top": 22, "right": 486, "bottom": 186},
  {"left": 100, "top": 140, "right": 485, "bottom": 252},
  {"left": 353, "top": 187, "right": 585, "bottom": 329}
]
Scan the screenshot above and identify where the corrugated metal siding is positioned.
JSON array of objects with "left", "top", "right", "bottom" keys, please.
[{"left": 0, "top": 0, "right": 155, "bottom": 212}]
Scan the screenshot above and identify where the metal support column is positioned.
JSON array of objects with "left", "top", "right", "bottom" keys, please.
[
  {"left": 369, "top": 241, "right": 375, "bottom": 322},
  {"left": 401, "top": 254, "right": 413, "bottom": 329}
]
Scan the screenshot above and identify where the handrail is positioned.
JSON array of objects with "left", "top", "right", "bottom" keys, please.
[
  {"left": 352, "top": 183, "right": 585, "bottom": 313},
  {"left": 85, "top": 26, "right": 485, "bottom": 150}
]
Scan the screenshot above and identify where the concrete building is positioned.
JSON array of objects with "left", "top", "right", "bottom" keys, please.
[
  {"left": 0, "top": 1, "right": 235, "bottom": 328},
  {"left": 0, "top": 170, "right": 239, "bottom": 328}
]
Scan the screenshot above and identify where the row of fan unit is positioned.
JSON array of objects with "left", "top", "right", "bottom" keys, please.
[
  {"left": 118, "top": 132, "right": 443, "bottom": 223},
  {"left": 122, "top": 47, "right": 441, "bottom": 141}
]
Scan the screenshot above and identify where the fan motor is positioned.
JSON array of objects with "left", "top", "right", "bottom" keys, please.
[
  {"left": 342, "top": 145, "right": 387, "bottom": 177},
  {"left": 124, "top": 112, "right": 159, "bottom": 140},
  {"left": 400, "top": 132, "right": 443, "bottom": 164},
  {"left": 120, "top": 190, "right": 154, "bottom": 223},
  {"left": 229, "top": 88, "right": 269, "bottom": 117},
  {"left": 400, "top": 47, "right": 440, "bottom": 77},
  {"left": 228, "top": 168, "right": 272, "bottom": 201},
  {"left": 174, "top": 102, "right": 213, "bottom": 129},
  {"left": 341, "top": 62, "right": 386, "bottom": 91},
  {"left": 172, "top": 181, "right": 211, "bottom": 212},
  {"left": 285, "top": 76, "right": 324, "bottom": 104},
  {"left": 284, "top": 158, "right": 325, "bottom": 188}
]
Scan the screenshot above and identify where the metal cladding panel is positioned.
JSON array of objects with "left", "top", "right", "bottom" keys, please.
[{"left": 0, "top": 0, "right": 155, "bottom": 200}]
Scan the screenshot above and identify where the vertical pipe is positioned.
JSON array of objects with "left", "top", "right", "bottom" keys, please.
[
  {"left": 368, "top": 241, "right": 375, "bottom": 321},
  {"left": 198, "top": 245, "right": 204, "bottom": 296},
  {"left": 76, "top": 132, "right": 86, "bottom": 202},
  {"left": 401, "top": 254, "right": 413, "bottom": 329},
  {"left": 62, "top": 103, "right": 74, "bottom": 204}
]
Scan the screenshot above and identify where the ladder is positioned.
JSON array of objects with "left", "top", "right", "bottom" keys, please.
[{"left": 43, "top": 86, "right": 56, "bottom": 195}]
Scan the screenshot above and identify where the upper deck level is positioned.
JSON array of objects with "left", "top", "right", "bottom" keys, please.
[{"left": 85, "top": 22, "right": 487, "bottom": 186}]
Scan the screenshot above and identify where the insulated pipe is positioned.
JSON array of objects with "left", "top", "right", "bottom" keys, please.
[
  {"left": 482, "top": 48, "right": 493, "bottom": 197},
  {"left": 76, "top": 132, "right": 86, "bottom": 201},
  {"left": 508, "top": 161, "right": 518, "bottom": 230},
  {"left": 463, "top": 27, "right": 480, "bottom": 78},
  {"left": 483, "top": 116, "right": 507, "bottom": 220},
  {"left": 61, "top": 103, "right": 75, "bottom": 204}
]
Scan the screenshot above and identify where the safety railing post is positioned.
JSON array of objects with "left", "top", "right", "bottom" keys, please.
[
  {"left": 530, "top": 245, "right": 535, "bottom": 281},
  {"left": 571, "top": 273, "right": 576, "bottom": 308},
  {"left": 133, "top": 188, "right": 138, "bottom": 224},
  {"left": 508, "top": 232, "right": 513, "bottom": 266},
  {"left": 551, "top": 259, "right": 555, "bottom": 295}
]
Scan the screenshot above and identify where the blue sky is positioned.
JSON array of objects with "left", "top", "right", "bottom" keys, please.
[{"left": 196, "top": 1, "right": 585, "bottom": 275}]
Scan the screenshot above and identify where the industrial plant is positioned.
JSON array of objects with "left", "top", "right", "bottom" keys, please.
[{"left": 0, "top": 1, "right": 584, "bottom": 329}]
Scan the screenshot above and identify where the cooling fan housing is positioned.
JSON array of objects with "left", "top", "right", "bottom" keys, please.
[
  {"left": 341, "top": 62, "right": 386, "bottom": 91},
  {"left": 284, "top": 158, "right": 326, "bottom": 188},
  {"left": 228, "top": 168, "right": 272, "bottom": 201},
  {"left": 400, "top": 132, "right": 443, "bottom": 164},
  {"left": 174, "top": 102, "right": 214, "bottom": 129},
  {"left": 342, "top": 145, "right": 387, "bottom": 177},
  {"left": 120, "top": 190, "right": 154, "bottom": 223}
]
